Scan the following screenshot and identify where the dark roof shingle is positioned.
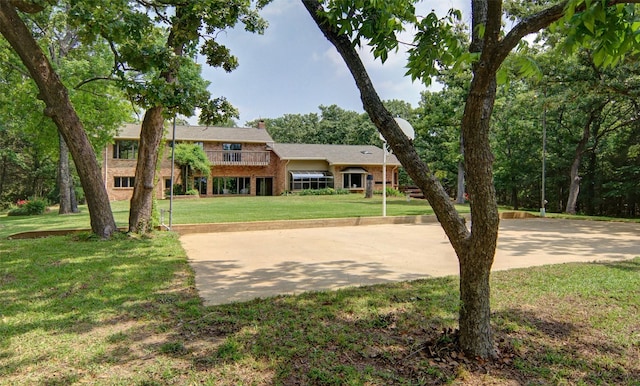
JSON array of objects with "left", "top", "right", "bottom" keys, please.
[
  {"left": 115, "top": 123, "right": 274, "bottom": 143},
  {"left": 271, "top": 143, "right": 400, "bottom": 166}
]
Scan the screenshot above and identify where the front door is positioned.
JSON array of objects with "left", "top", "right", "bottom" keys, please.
[{"left": 256, "top": 177, "right": 273, "bottom": 196}]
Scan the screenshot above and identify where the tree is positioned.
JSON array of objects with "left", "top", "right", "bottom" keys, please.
[
  {"left": 529, "top": 46, "right": 640, "bottom": 214},
  {"left": 491, "top": 80, "right": 541, "bottom": 210},
  {"left": 0, "top": 4, "right": 133, "bottom": 214},
  {"left": 68, "top": 1, "right": 269, "bottom": 233},
  {"left": 0, "top": 2, "right": 117, "bottom": 237},
  {"left": 302, "top": 0, "right": 640, "bottom": 358},
  {"left": 250, "top": 101, "right": 407, "bottom": 146},
  {"left": 415, "top": 80, "right": 468, "bottom": 200},
  {"left": 173, "top": 143, "right": 211, "bottom": 194}
]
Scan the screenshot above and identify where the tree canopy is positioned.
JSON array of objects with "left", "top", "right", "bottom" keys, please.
[{"left": 302, "top": 0, "right": 640, "bottom": 358}]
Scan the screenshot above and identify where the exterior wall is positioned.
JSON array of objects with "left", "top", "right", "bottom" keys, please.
[
  {"left": 206, "top": 162, "right": 280, "bottom": 196},
  {"left": 368, "top": 165, "right": 399, "bottom": 190},
  {"left": 105, "top": 140, "right": 280, "bottom": 200},
  {"left": 104, "top": 143, "right": 180, "bottom": 201},
  {"left": 103, "top": 144, "right": 136, "bottom": 201},
  {"left": 284, "top": 160, "right": 331, "bottom": 192},
  {"left": 287, "top": 160, "right": 329, "bottom": 171},
  {"left": 333, "top": 165, "right": 399, "bottom": 192},
  {"left": 103, "top": 137, "right": 400, "bottom": 200}
]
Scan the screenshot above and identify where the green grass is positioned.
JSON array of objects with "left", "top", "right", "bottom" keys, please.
[
  {"left": 1, "top": 228, "right": 638, "bottom": 384},
  {"left": 1, "top": 197, "right": 638, "bottom": 383},
  {"left": 0, "top": 194, "right": 459, "bottom": 239},
  {"left": 156, "top": 194, "right": 442, "bottom": 224}
]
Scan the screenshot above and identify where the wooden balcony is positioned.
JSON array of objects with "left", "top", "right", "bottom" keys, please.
[{"left": 207, "top": 150, "right": 271, "bottom": 166}]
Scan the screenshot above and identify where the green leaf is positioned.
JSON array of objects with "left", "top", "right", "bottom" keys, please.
[{"left": 496, "top": 65, "right": 509, "bottom": 85}]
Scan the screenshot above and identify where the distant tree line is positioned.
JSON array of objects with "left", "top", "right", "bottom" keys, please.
[
  {"left": 1, "top": 3, "right": 638, "bottom": 221},
  {"left": 248, "top": 49, "right": 640, "bottom": 218}
]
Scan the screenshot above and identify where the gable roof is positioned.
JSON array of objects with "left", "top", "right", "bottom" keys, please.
[
  {"left": 271, "top": 143, "right": 400, "bottom": 166},
  {"left": 115, "top": 123, "right": 274, "bottom": 144}
]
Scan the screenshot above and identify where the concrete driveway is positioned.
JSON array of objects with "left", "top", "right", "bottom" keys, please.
[{"left": 179, "top": 218, "right": 640, "bottom": 306}]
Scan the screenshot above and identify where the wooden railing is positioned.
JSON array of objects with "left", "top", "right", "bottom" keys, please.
[{"left": 207, "top": 150, "right": 270, "bottom": 166}]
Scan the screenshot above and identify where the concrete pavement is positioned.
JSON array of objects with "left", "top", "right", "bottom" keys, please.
[{"left": 179, "top": 218, "right": 640, "bottom": 306}]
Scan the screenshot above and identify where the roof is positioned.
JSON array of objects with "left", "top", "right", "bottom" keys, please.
[
  {"left": 115, "top": 123, "right": 274, "bottom": 144},
  {"left": 271, "top": 143, "right": 400, "bottom": 166}
]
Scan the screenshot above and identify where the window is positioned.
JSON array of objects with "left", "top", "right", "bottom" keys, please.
[
  {"left": 343, "top": 173, "right": 363, "bottom": 189},
  {"left": 289, "top": 171, "right": 334, "bottom": 191},
  {"left": 213, "top": 177, "right": 250, "bottom": 195},
  {"left": 222, "top": 143, "right": 242, "bottom": 162},
  {"left": 114, "top": 176, "right": 135, "bottom": 188},
  {"left": 341, "top": 167, "right": 368, "bottom": 189},
  {"left": 113, "top": 140, "right": 138, "bottom": 159},
  {"left": 223, "top": 143, "right": 242, "bottom": 151},
  {"left": 194, "top": 176, "right": 208, "bottom": 195}
]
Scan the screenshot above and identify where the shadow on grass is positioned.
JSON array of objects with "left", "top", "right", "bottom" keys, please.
[
  {"left": 0, "top": 234, "right": 196, "bottom": 384},
  {"left": 174, "top": 258, "right": 640, "bottom": 384},
  {"left": 1, "top": 234, "right": 638, "bottom": 385},
  {"left": 491, "top": 308, "right": 639, "bottom": 384},
  {"left": 594, "top": 258, "right": 640, "bottom": 272}
]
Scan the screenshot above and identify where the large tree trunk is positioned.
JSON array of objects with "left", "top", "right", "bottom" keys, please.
[
  {"left": 0, "top": 155, "right": 6, "bottom": 198},
  {"left": 457, "top": 65, "right": 500, "bottom": 360},
  {"left": 128, "top": 107, "right": 164, "bottom": 233},
  {"left": 455, "top": 133, "right": 465, "bottom": 204},
  {"left": 127, "top": 12, "right": 184, "bottom": 233},
  {"left": 0, "top": 3, "right": 117, "bottom": 237},
  {"left": 302, "top": 0, "right": 497, "bottom": 359},
  {"left": 58, "top": 132, "right": 78, "bottom": 214},
  {"left": 58, "top": 132, "right": 71, "bottom": 214},
  {"left": 565, "top": 119, "right": 592, "bottom": 214},
  {"left": 448, "top": 0, "right": 500, "bottom": 358},
  {"left": 302, "top": 0, "right": 570, "bottom": 359}
]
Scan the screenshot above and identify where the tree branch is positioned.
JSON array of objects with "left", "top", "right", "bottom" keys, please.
[
  {"left": 74, "top": 76, "right": 118, "bottom": 89},
  {"left": 9, "top": 0, "right": 44, "bottom": 14},
  {"left": 300, "top": 0, "right": 470, "bottom": 253},
  {"left": 498, "top": 0, "right": 640, "bottom": 69}
]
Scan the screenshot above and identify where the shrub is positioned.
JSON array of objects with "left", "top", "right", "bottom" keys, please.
[
  {"left": 7, "top": 198, "right": 48, "bottom": 216},
  {"left": 186, "top": 189, "right": 199, "bottom": 196},
  {"left": 374, "top": 187, "right": 404, "bottom": 197},
  {"left": 297, "top": 188, "right": 350, "bottom": 196}
]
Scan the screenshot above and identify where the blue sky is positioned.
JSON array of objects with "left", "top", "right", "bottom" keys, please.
[{"left": 200, "top": 0, "right": 469, "bottom": 125}]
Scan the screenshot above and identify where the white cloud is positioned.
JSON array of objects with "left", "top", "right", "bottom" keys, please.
[
  {"left": 202, "top": 0, "right": 471, "bottom": 122},
  {"left": 261, "top": 0, "right": 298, "bottom": 17}
]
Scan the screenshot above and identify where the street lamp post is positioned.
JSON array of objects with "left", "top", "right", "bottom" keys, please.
[
  {"left": 169, "top": 116, "right": 176, "bottom": 229},
  {"left": 382, "top": 140, "right": 388, "bottom": 217},
  {"left": 541, "top": 91, "right": 547, "bottom": 217},
  {"left": 380, "top": 118, "right": 415, "bottom": 217}
]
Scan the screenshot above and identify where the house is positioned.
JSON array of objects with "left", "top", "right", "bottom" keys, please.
[{"left": 103, "top": 122, "right": 401, "bottom": 201}]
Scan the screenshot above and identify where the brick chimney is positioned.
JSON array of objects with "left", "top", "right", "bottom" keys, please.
[{"left": 257, "top": 119, "right": 266, "bottom": 129}]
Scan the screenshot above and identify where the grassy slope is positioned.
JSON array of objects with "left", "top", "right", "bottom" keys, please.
[{"left": 0, "top": 195, "right": 448, "bottom": 239}]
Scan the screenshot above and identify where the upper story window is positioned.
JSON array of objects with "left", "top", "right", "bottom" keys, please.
[
  {"left": 113, "top": 140, "right": 139, "bottom": 159},
  {"left": 222, "top": 143, "right": 242, "bottom": 151},
  {"left": 222, "top": 143, "right": 242, "bottom": 162}
]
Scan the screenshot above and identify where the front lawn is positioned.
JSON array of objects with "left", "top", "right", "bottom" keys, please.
[
  {"left": 1, "top": 232, "right": 638, "bottom": 384},
  {"left": 0, "top": 194, "right": 455, "bottom": 239}
]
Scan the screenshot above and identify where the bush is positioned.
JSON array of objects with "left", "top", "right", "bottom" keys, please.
[
  {"left": 297, "top": 188, "right": 350, "bottom": 196},
  {"left": 7, "top": 198, "right": 48, "bottom": 216},
  {"left": 374, "top": 187, "right": 404, "bottom": 197},
  {"left": 186, "top": 189, "right": 199, "bottom": 196}
]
